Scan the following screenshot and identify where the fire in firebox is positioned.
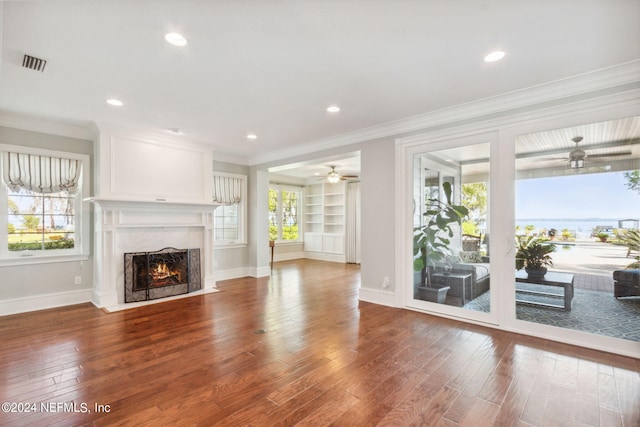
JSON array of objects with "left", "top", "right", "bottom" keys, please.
[{"left": 150, "top": 262, "right": 182, "bottom": 286}]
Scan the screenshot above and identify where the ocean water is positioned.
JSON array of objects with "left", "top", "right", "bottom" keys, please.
[{"left": 515, "top": 218, "right": 637, "bottom": 237}]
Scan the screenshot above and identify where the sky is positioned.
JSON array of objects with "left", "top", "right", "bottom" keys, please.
[{"left": 516, "top": 171, "right": 640, "bottom": 219}]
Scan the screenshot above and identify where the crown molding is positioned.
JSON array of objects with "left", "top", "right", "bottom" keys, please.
[
  {"left": 248, "top": 60, "right": 640, "bottom": 166},
  {"left": 212, "top": 151, "right": 250, "bottom": 166},
  {"left": 0, "top": 109, "right": 94, "bottom": 140}
]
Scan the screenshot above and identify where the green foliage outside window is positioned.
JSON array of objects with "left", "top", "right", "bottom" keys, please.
[
  {"left": 9, "top": 238, "right": 75, "bottom": 251},
  {"left": 22, "top": 215, "right": 41, "bottom": 230},
  {"left": 623, "top": 170, "right": 640, "bottom": 194},
  {"left": 282, "top": 225, "right": 298, "bottom": 240},
  {"left": 269, "top": 187, "right": 300, "bottom": 241},
  {"left": 461, "top": 182, "right": 487, "bottom": 236},
  {"left": 7, "top": 189, "right": 75, "bottom": 252}
]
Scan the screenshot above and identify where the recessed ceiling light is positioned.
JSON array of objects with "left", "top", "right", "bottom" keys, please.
[
  {"left": 165, "top": 32, "right": 187, "bottom": 47},
  {"left": 106, "top": 98, "right": 123, "bottom": 106},
  {"left": 484, "top": 51, "right": 505, "bottom": 63},
  {"left": 247, "top": 134, "right": 258, "bottom": 140},
  {"left": 327, "top": 106, "right": 340, "bottom": 113}
]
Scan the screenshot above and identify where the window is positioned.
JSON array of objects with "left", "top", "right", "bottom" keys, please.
[
  {"left": 269, "top": 185, "right": 301, "bottom": 241},
  {"left": 1, "top": 144, "right": 89, "bottom": 264},
  {"left": 213, "top": 173, "right": 246, "bottom": 245},
  {"left": 8, "top": 188, "right": 76, "bottom": 251}
]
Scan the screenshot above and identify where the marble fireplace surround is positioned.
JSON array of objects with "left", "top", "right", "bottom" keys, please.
[{"left": 88, "top": 198, "right": 219, "bottom": 312}]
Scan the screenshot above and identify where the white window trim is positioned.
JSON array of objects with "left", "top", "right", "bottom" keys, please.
[
  {"left": 0, "top": 144, "right": 90, "bottom": 266},
  {"left": 213, "top": 172, "right": 247, "bottom": 247},
  {"left": 269, "top": 183, "right": 303, "bottom": 243}
]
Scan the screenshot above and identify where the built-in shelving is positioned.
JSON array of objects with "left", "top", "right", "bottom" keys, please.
[
  {"left": 304, "top": 184, "right": 323, "bottom": 233},
  {"left": 303, "top": 181, "right": 345, "bottom": 257},
  {"left": 323, "top": 183, "right": 345, "bottom": 234}
]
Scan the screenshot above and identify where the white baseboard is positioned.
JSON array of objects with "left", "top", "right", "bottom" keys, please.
[
  {"left": 303, "top": 252, "right": 346, "bottom": 263},
  {"left": 240, "top": 266, "right": 271, "bottom": 278},
  {"left": 0, "top": 289, "right": 93, "bottom": 316},
  {"left": 273, "top": 251, "right": 305, "bottom": 262},
  {"left": 215, "top": 267, "right": 251, "bottom": 281},
  {"left": 358, "top": 287, "right": 399, "bottom": 307}
]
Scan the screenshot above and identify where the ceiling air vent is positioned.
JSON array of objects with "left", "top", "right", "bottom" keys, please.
[{"left": 22, "top": 54, "right": 47, "bottom": 72}]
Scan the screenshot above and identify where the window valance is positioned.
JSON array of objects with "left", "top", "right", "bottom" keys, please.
[
  {"left": 213, "top": 175, "right": 242, "bottom": 205},
  {"left": 2, "top": 151, "right": 81, "bottom": 194}
]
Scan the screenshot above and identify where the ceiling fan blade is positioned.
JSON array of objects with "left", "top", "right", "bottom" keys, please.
[
  {"left": 587, "top": 151, "right": 632, "bottom": 158},
  {"left": 531, "top": 157, "right": 567, "bottom": 162}
]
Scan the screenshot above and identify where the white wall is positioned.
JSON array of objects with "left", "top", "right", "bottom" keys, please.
[
  {"left": 0, "top": 126, "right": 94, "bottom": 315},
  {"left": 360, "top": 138, "right": 396, "bottom": 294}
]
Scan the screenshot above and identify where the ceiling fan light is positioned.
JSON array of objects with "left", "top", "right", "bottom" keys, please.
[
  {"left": 570, "top": 157, "right": 584, "bottom": 169},
  {"left": 327, "top": 171, "right": 341, "bottom": 183}
]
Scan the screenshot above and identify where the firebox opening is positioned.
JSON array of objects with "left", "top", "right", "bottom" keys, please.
[
  {"left": 133, "top": 252, "right": 188, "bottom": 291},
  {"left": 124, "top": 247, "right": 201, "bottom": 303}
]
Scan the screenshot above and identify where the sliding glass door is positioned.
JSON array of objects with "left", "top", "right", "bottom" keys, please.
[
  {"left": 409, "top": 139, "right": 493, "bottom": 321},
  {"left": 398, "top": 102, "right": 639, "bottom": 357},
  {"left": 514, "top": 117, "right": 640, "bottom": 342}
]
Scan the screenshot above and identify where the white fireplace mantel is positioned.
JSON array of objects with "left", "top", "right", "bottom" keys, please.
[{"left": 88, "top": 197, "right": 220, "bottom": 311}]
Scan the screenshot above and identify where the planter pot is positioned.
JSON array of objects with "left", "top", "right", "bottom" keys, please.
[
  {"left": 525, "top": 267, "right": 547, "bottom": 278},
  {"left": 417, "top": 285, "right": 450, "bottom": 303}
]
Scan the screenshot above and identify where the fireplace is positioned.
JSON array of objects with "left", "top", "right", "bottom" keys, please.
[{"left": 124, "top": 247, "right": 202, "bottom": 303}]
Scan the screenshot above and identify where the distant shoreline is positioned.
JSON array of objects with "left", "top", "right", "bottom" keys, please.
[
  {"left": 514, "top": 218, "right": 638, "bottom": 236},
  {"left": 516, "top": 218, "right": 637, "bottom": 222}
]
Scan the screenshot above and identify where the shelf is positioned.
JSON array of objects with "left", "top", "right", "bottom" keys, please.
[{"left": 304, "top": 182, "right": 345, "bottom": 246}]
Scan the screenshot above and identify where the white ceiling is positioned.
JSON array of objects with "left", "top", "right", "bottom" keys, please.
[
  {"left": 1, "top": 1, "right": 639, "bottom": 177},
  {"left": 422, "top": 116, "right": 640, "bottom": 180}
]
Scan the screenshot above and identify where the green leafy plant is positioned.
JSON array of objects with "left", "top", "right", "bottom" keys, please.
[
  {"left": 515, "top": 235, "right": 555, "bottom": 271},
  {"left": 618, "top": 229, "right": 640, "bottom": 268},
  {"left": 413, "top": 182, "right": 468, "bottom": 284}
]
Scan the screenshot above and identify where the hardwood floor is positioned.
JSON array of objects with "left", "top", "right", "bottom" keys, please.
[{"left": 1, "top": 259, "right": 638, "bottom": 426}]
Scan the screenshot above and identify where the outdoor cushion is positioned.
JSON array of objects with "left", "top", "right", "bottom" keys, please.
[
  {"left": 460, "top": 251, "right": 483, "bottom": 263},
  {"left": 454, "top": 262, "right": 490, "bottom": 281}
]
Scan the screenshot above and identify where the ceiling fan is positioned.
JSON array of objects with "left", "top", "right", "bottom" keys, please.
[
  {"left": 538, "top": 136, "right": 633, "bottom": 169},
  {"left": 322, "top": 166, "right": 359, "bottom": 183}
]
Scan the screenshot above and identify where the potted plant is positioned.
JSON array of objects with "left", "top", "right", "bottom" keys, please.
[
  {"left": 597, "top": 232, "right": 609, "bottom": 242},
  {"left": 413, "top": 182, "right": 468, "bottom": 302},
  {"left": 515, "top": 235, "right": 556, "bottom": 278}
]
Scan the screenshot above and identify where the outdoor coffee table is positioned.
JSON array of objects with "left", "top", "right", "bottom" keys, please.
[{"left": 515, "top": 270, "right": 574, "bottom": 311}]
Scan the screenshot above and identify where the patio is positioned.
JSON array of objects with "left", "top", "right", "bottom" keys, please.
[{"left": 464, "top": 238, "right": 640, "bottom": 341}]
